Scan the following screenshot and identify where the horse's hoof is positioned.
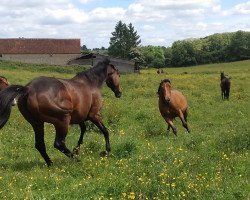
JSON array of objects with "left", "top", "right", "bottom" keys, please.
[
  {"left": 73, "top": 147, "right": 80, "bottom": 155},
  {"left": 100, "top": 151, "right": 109, "bottom": 157},
  {"left": 46, "top": 161, "right": 53, "bottom": 167},
  {"left": 73, "top": 156, "right": 81, "bottom": 162}
]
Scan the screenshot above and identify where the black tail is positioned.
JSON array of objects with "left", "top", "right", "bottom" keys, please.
[{"left": 0, "top": 85, "right": 27, "bottom": 129}]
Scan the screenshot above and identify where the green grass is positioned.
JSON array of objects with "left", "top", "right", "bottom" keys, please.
[{"left": 0, "top": 60, "right": 249, "bottom": 199}]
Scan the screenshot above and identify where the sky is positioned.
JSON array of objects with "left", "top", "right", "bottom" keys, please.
[{"left": 0, "top": 0, "right": 249, "bottom": 49}]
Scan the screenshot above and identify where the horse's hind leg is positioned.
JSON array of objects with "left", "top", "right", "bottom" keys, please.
[
  {"left": 54, "top": 122, "right": 74, "bottom": 159},
  {"left": 33, "top": 123, "right": 53, "bottom": 166},
  {"left": 179, "top": 110, "right": 190, "bottom": 133},
  {"left": 73, "top": 122, "right": 86, "bottom": 155}
]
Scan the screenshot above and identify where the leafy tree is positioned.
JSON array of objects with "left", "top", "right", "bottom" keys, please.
[
  {"left": 108, "top": 21, "right": 141, "bottom": 59},
  {"left": 80, "top": 45, "right": 90, "bottom": 54},
  {"left": 140, "top": 46, "right": 165, "bottom": 68},
  {"left": 164, "top": 47, "right": 172, "bottom": 66},
  {"left": 228, "top": 31, "right": 250, "bottom": 61},
  {"left": 128, "top": 47, "right": 144, "bottom": 66},
  {"left": 171, "top": 41, "right": 197, "bottom": 67}
]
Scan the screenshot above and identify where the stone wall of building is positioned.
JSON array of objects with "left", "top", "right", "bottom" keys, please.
[
  {"left": 0, "top": 54, "right": 81, "bottom": 65},
  {"left": 68, "top": 54, "right": 136, "bottom": 73}
]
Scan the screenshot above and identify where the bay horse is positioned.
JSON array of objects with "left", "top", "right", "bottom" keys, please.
[
  {"left": 157, "top": 79, "right": 190, "bottom": 136},
  {"left": 0, "top": 59, "right": 121, "bottom": 166},
  {"left": 220, "top": 72, "right": 231, "bottom": 100}
]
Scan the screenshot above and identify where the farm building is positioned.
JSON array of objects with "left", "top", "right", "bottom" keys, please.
[
  {"left": 0, "top": 38, "right": 81, "bottom": 65},
  {"left": 0, "top": 38, "right": 137, "bottom": 73},
  {"left": 68, "top": 53, "right": 137, "bottom": 73}
]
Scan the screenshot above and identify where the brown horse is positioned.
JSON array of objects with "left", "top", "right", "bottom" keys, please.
[
  {"left": 0, "top": 59, "right": 121, "bottom": 166},
  {"left": 220, "top": 72, "right": 231, "bottom": 100},
  {"left": 157, "top": 79, "right": 189, "bottom": 135},
  {"left": 0, "top": 76, "right": 9, "bottom": 91},
  {"left": 0, "top": 76, "right": 17, "bottom": 105}
]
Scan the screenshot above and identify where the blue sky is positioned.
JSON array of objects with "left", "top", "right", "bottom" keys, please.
[{"left": 0, "top": 0, "right": 249, "bottom": 49}]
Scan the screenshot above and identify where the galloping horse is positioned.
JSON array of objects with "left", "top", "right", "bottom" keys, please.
[
  {"left": 0, "top": 59, "right": 121, "bottom": 166},
  {"left": 220, "top": 72, "right": 231, "bottom": 100},
  {"left": 158, "top": 79, "right": 190, "bottom": 136}
]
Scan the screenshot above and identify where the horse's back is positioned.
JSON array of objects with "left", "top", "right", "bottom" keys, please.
[
  {"left": 221, "top": 78, "right": 230, "bottom": 89},
  {"left": 19, "top": 76, "right": 96, "bottom": 124}
]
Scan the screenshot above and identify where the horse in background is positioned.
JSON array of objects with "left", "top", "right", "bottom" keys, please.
[
  {"left": 220, "top": 72, "right": 231, "bottom": 100},
  {"left": 0, "top": 59, "right": 121, "bottom": 166},
  {"left": 158, "top": 79, "right": 190, "bottom": 136}
]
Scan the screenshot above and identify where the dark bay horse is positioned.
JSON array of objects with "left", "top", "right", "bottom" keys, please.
[
  {"left": 0, "top": 59, "right": 121, "bottom": 166},
  {"left": 158, "top": 79, "right": 190, "bottom": 136},
  {"left": 220, "top": 72, "right": 231, "bottom": 100}
]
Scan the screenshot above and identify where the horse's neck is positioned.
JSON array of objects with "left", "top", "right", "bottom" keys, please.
[
  {"left": 221, "top": 73, "right": 226, "bottom": 80},
  {"left": 76, "top": 66, "right": 108, "bottom": 87}
]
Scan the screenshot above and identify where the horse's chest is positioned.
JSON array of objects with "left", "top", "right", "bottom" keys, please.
[{"left": 159, "top": 102, "right": 177, "bottom": 117}]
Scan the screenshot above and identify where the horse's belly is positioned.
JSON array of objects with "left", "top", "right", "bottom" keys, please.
[{"left": 70, "top": 102, "right": 92, "bottom": 124}]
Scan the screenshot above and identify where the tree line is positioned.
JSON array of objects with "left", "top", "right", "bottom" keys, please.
[{"left": 82, "top": 21, "right": 250, "bottom": 68}]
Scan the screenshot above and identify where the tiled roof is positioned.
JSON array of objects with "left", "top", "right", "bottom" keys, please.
[{"left": 0, "top": 38, "right": 80, "bottom": 54}]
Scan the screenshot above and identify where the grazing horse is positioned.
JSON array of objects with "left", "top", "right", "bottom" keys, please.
[
  {"left": 157, "top": 79, "right": 190, "bottom": 136},
  {"left": 220, "top": 72, "right": 231, "bottom": 100},
  {"left": 0, "top": 59, "right": 121, "bottom": 166}
]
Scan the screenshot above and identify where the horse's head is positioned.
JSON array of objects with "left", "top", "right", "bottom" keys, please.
[
  {"left": 0, "top": 76, "right": 9, "bottom": 91},
  {"left": 158, "top": 79, "right": 172, "bottom": 103},
  {"left": 106, "top": 64, "right": 122, "bottom": 98},
  {"left": 220, "top": 71, "right": 225, "bottom": 80},
  {"left": 0, "top": 76, "right": 17, "bottom": 106}
]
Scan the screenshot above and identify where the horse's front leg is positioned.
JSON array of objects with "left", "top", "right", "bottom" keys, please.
[
  {"left": 165, "top": 118, "right": 177, "bottom": 136},
  {"left": 73, "top": 122, "right": 86, "bottom": 155},
  {"left": 89, "top": 114, "right": 111, "bottom": 157}
]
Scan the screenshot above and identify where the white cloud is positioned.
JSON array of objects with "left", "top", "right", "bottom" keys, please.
[
  {"left": 142, "top": 25, "right": 155, "bottom": 31},
  {"left": 0, "top": 0, "right": 249, "bottom": 48},
  {"left": 79, "top": 0, "right": 94, "bottom": 4},
  {"left": 89, "top": 7, "right": 126, "bottom": 22},
  {"left": 223, "top": 1, "right": 250, "bottom": 16}
]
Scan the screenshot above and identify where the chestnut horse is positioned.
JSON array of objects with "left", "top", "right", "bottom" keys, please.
[
  {"left": 0, "top": 76, "right": 9, "bottom": 91},
  {"left": 0, "top": 59, "right": 121, "bottom": 166},
  {"left": 0, "top": 76, "right": 17, "bottom": 105},
  {"left": 157, "top": 79, "right": 190, "bottom": 136},
  {"left": 220, "top": 72, "right": 231, "bottom": 100}
]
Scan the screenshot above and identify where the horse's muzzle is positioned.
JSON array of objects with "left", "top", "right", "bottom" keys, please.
[{"left": 164, "top": 98, "right": 170, "bottom": 104}]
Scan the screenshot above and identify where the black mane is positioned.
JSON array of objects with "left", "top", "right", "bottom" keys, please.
[{"left": 75, "top": 59, "right": 110, "bottom": 84}]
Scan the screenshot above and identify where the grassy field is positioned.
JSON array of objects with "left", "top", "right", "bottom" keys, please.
[{"left": 0, "top": 60, "right": 249, "bottom": 200}]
